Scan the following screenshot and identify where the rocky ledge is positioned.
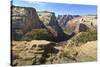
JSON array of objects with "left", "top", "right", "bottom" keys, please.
[{"left": 11, "top": 40, "right": 62, "bottom": 66}]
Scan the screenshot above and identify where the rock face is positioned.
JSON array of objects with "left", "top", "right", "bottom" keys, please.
[
  {"left": 11, "top": 6, "right": 97, "bottom": 66},
  {"left": 76, "top": 41, "right": 97, "bottom": 62},
  {"left": 11, "top": 6, "right": 71, "bottom": 41},
  {"left": 11, "top": 40, "right": 62, "bottom": 66},
  {"left": 57, "top": 15, "right": 97, "bottom": 33},
  {"left": 60, "top": 41, "right": 97, "bottom": 63},
  {"left": 72, "top": 16, "right": 97, "bottom": 33},
  {"left": 38, "top": 11, "right": 70, "bottom": 41},
  {"left": 11, "top": 40, "right": 97, "bottom": 66},
  {"left": 57, "top": 15, "right": 80, "bottom": 29},
  {"left": 11, "top": 6, "right": 45, "bottom": 40},
  {"left": 65, "top": 17, "right": 89, "bottom": 33}
]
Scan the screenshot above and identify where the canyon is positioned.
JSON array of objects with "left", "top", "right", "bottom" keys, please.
[{"left": 11, "top": 6, "right": 97, "bottom": 66}]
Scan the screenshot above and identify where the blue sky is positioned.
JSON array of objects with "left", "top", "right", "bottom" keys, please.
[{"left": 12, "top": 0, "right": 97, "bottom": 16}]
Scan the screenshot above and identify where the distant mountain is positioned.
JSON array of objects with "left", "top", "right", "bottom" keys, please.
[
  {"left": 67, "top": 16, "right": 97, "bottom": 33},
  {"left": 57, "top": 15, "right": 97, "bottom": 33},
  {"left": 56, "top": 15, "right": 80, "bottom": 29}
]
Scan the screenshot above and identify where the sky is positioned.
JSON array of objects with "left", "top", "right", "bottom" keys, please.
[{"left": 12, "top": 0, "right": 97, "bottom": 16}]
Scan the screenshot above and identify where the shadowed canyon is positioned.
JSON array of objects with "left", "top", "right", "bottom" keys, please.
[{"left": 11, "top": 6, "right": 97, "bottom": 66}]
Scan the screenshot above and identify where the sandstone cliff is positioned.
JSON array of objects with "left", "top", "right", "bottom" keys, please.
[
  {"left": 38, "top": 11, "right": 70, "bottom": 41},
  {"left": 12, "top": 6, "right": 45, "bottom": 40},
  {"left": 11, "top": 6, "right": 97, "bottom": 66},
  {"left": 57, "top": 15, "right": 80, "bottom": 29},
  {"left": 11, "top": 40, "right": 62, "bottom": 65},
  {"left": 57, "top": 15, "right": 97, "bottom": 33},
  {"left": 11, "top": 40, "right": 97, "bottom": 66},
  {"left": 69, "top": 16, "right": 97, "bottom": 33},
  {"left": 12, "top": 6, "right": 71, "bottom": 41}
]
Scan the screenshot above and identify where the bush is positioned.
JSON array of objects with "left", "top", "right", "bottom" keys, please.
[
  {"left": 21, "top": 29, "right": 55, "bottom": 41},
  {"left": 74, "top": 30, "right": 97, "bottom": 43},
  {"left": 62, "top": 30, "right": 97, "bottom": 46}
]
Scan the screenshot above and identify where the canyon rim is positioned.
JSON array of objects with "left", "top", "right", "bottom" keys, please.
[{"left": 11, "top": 0, "right": 97, "bottom": 66}]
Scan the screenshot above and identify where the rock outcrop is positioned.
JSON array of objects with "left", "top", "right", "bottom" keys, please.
[
  {"left": 73, "top": 16, "right": 97, "bottom": 33},
  {"left": 11, "top": 6, "right": 45, "bottom": 40},
  {"left": 59, "top": 41, "right": 97, "bottom": 63},
  {"left": 12, "top": 6, "right": 72, "bottom": 41},
  {"left": 11, "top": 40, "right": 97, "bottom": 66},
  {"left": 38, "top": 11, "right": 70, "bottom": 41},
  {"left": 11, "top": 40, "right": 62, "bottom": 66},
  {"left": 57, "top": 15, "right": 80, "bottom": 29},
  {"left": 76, "top": 41, "right": 97, "bottom": 62},
  {"left": 11, "top": 6, "right": 97, "bottom": 66},
  {"left": 57, "top": 15, "right": 97, "bottom": 33}
]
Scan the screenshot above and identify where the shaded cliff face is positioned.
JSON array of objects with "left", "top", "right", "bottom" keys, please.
[
  {"left": 12, "top": 6, "right": 45, "bottom": 40},
  {"left": 66, "top": 16, "right": 97, "bottom": 33},
  {"left": 12, "top": 6, "right": 72, "bottom": 41},
  {"left": 57, "top": 15, "right": 80, "bottom": 29},
  {"left": 57, "top": 15, "right": 97, "bottom": 33},
  {"left": 38, "top": 11, "right": 70, "bottom": 41}
]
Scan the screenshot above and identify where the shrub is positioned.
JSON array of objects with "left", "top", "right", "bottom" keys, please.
[
  {"left": 61, "top": 30, "right": 97, "bottom": 46},
  {"left": 74, "top": 30, "right": 97, "bottom": 43},
  {"left": 21, "top": 29, "right": 55, "bottom": 41}
]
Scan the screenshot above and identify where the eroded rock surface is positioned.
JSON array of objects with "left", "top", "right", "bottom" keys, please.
[
  {"left": 11, "top": 40, "right": 97, "bottom": 66},
  {"left": 11, "top": 40, "right": 62, "bottom": 66},
  {"left": 11, "top": 6, "right": 45, "bottom": 40},
  {"left": 38, "top": 11, "right": 69, "bottom": 41},
  {"left": 61, "top": 41, "right": 97, "bottom": 63},
  {"left": 57, "top": 15, "right": 97, "bottom": 33}
]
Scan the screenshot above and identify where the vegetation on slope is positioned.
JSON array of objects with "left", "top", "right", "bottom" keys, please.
[
  {"left": 61, "top": 30, "right": 97, "bottom": 46},
  {"left": 21, "top": 29, "right": 56, "bottom": 41}
]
